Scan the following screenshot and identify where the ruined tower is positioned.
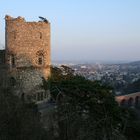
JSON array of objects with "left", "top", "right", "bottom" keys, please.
[{"left": 5, "top": 15, "right": 51, "bottom": 102}]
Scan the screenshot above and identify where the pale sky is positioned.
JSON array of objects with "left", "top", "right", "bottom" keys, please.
[{"left": 0, "top": 0, "right": 140, "bottom": 62}]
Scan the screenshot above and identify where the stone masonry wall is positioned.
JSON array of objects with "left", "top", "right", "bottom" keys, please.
[{"left": 5, "top": 15, "right": 51, "bottom": 101}]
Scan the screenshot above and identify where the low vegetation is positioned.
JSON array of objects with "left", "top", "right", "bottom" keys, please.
[{"left": 0, "top": 66, "right": 140, "bottom": 140}]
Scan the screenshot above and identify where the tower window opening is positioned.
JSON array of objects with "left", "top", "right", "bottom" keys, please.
[
  {"left": 10, "top": 77, "right": 16, "bottom": 86},
  {"left": 38, "top": 55, "right": 44, "bottom": 65},
  {"left": 39, "top": 32, "right": 42, "bottom": 39},
  {"left": 38, "top": 56, "right": 43, "bottom": 65},
  {"left": 36, "top": 51, "right": 44, "bottom": 66},
  {"left": 10, "top": 54, "right": 15, "bottom": 67}
]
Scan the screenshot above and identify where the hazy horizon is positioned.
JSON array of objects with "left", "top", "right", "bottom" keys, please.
[{"left": 0, "top": 0, "right": 140, "bottom": 62}]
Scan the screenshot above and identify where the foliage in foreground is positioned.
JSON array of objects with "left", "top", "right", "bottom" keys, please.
[
  {"left": 42, "top": 66, "right": 140, "bottom": 140},
  {"left": 0, "top": 88, "right": 47, "bottom": 140},
  {"left": 0, "top": 66, "right": 140, "bottom": 140}
]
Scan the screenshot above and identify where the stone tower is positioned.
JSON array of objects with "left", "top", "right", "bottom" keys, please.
[{"left": 5, "top": 15, "right": 51, "bottom": 102}]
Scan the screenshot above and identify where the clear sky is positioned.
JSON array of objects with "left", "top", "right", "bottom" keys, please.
[{"left": 0, "top": 0, "right": 140, "bottom": 62}]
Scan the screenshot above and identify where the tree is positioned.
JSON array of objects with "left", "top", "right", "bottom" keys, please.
[
  {"left": 123, "top": 79, "right": 140, "bottom": 94},
  {"left": 0, "top": 87, "right": 47, "bottom": 140},
  {"left": 43, "top": 66, "right": 130, "bottom": 140}
]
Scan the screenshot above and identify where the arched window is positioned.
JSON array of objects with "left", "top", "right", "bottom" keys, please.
[
  {"left": 36, "top": 51, "right": 44, "bottom": 65},
  {"left": 10, "top": 77, "right": 16, "bottom": 86},
  {"left": 38, "top": 55, "right": 43, "bottom": 65}
]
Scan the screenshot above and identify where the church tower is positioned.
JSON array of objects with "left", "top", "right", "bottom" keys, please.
[{"left": 5, "top": 15, "right": 51, "bottom": 102}]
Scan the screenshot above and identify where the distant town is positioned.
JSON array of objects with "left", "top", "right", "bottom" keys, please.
[{"left": 53, "top": 60, "right": 140, "bottom": 95}]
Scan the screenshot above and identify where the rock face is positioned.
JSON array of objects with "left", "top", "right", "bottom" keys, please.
[{"left": 5, "top": 15, "right": 51, "bottom": 102}]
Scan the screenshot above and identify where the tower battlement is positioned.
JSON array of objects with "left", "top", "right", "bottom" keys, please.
[{"left": 5, "top": 15, "right": 25, "bottom": 22}]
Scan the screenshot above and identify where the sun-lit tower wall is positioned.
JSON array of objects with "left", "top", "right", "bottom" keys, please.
[{"left": 5, "top": 15, "right": 51, "bottom": 101}]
